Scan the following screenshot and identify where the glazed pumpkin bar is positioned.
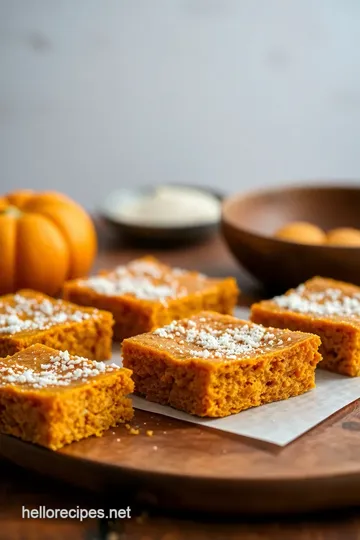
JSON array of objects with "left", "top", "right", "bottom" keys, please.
[
  {"left": 0, "top": 290, "right": 113, "bottom": 360},
  {"left": 0, "top": 344, "right": 134, "bottom": 450},
  {"left": 250, "top": 277, "right": 360, "bottom": 377},
  {"left": 122, "top": 311, "right": 321, "bottom": 417},
  {"left": 63, "top": 256, "right": 239, "bottom": 341}
]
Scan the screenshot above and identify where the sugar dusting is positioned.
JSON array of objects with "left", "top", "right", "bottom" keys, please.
[
  {"left": 83, "top": 276, "right": 180, "bottom": 302},
  {"left": 80, "top": 258, "right": 204, "bottom": 303},
  {"left": 0, "top": 349, "right": 118, "bottom": 389},
  {"left": 0, "top": 294, "right": 97, "bottom": 335},
  {"left": 273, "top": 284, "right": 360, "bottom": 317},
  {"left": 153, "top": 315, "right": 288, "bottom": 360}
]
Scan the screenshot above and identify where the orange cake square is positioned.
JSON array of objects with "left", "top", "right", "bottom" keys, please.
[
  {"left": 250, "top": 277, "right": 360, "bottom": 376},
  {"left": 122, "top": 311, "right": 321, "bottom": 417},
  {"left": 63, "top": 256, "right": 239, "bottom": 341},
  {"left": 0, "top": 290, "right": 113, "bottom": 360},
  {"left": 0, "top": 344, "right": 133, "bottom": 449}
]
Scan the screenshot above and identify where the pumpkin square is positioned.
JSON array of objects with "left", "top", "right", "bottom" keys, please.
[
  {"left": 0, "top": 290, "right": 113, "bottom": 360},
  {"left": 250, "top": 276, "right": 360, "bottom": 377},
  {"left": 63, "top": 256, "right": 239, "bottom": 341},
  {"left": 122, "top": 311, "right": 321, "bottom": 417},
  {"left": 0, "top": 344, "right": 133, "bottom": 449}
]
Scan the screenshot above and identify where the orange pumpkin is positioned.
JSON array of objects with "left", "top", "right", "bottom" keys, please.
[{"left": 0, "top": 190, "right": 97, "bottom": 296}]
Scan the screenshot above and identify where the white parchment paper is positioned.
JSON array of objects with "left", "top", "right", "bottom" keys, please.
[{"left": 111, "top": 307, "right": 360, "bottom": 446}]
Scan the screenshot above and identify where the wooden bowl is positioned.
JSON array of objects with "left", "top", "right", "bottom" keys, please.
[{"left": 221, "top": 184, "right": 360, "bottom": 293}]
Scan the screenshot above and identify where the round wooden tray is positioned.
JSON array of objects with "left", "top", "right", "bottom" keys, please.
[{"left": 2, "top": 401, "right": 360, "bottom": 515}]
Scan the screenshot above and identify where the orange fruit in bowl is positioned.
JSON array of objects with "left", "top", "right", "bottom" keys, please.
[
  {"left": 326, "top": 227, "right": 360, "bottom": 247},
  {"left": 274, "top": 221, "right": 326, "bottom": 245}
]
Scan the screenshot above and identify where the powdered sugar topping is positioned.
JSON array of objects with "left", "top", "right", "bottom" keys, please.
[
  {"left": 80, "top": 259, "right": 198, "bottom": 303},
  {"left": 83, "top": 276, "right": 180, "bottom": 302},
  {"left": 153, "top": 317, "right": 288, "bottom": 360},
  {"left": 273, "top": 284, "right": 360, "bottom": 317},
  {"left": 0, "top": 293, "right": 96, "bottom": 335},
  {"left": 0, "top": 349, "right": 119, "bottom": 389}
]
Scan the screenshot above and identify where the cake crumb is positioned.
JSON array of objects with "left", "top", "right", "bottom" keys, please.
[
  {"left": 153, "top": 445, "right": 158, "bottom": 450},
  {"left": 146, "top": 430, "right": 154, "bottom": 437},
  {"left": 125, "top": 423, "right": 140, "bottom": 435}
]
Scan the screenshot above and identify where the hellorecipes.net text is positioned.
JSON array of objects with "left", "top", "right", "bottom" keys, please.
[{"left": 22, "top": 505, "right": 132, "bottom": 521}]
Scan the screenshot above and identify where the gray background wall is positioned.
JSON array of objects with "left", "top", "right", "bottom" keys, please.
[{"left": 1, "top": 0, "right": 360, "bottom": 210}]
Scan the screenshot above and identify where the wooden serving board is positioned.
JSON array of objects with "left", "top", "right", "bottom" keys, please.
[
  {"left": 2, "top": 400, "right": 360, "bottom": 515},
  {"left": 2, "top": 238, "right": 360, "bottom": 515}
]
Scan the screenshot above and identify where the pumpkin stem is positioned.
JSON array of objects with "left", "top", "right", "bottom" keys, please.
[{"left": 0, "top": 205, "right": 23, "bottom": 218}]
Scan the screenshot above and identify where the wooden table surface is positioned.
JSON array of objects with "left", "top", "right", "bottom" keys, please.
[{"left": 2, "top": 225, "right": 360, "bottom": 540}]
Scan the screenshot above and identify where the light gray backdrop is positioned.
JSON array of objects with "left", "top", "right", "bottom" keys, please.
[{"left": 1, "top": 0, "right": 360, "bottom": 210}]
